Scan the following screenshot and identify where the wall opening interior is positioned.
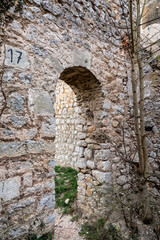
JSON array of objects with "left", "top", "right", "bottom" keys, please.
[
  {"left": 54, "top": 79, "right": 79, "bottom": 169},
  {"left": 54, "top": 67, "right": 104, "bottom": 215}
]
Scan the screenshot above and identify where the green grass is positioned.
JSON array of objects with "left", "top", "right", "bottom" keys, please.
[{"left": 55, "top": 166, "right": 78, "bottom": 214}]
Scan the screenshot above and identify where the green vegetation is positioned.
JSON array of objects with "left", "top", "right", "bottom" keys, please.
[
  {"left": 55, "top": 166, "right": 78, "bottom": 214},
  {"left": 27, "top": 233, "right": 52, "bottom": 240},
  {"left": 79, "top": 219, "right": 123, "bottom": 240},
  {"left": 156, "top": 55, "right": 160, "bottom": 61}
]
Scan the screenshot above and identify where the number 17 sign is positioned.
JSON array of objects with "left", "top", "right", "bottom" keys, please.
[{"left": 5, "top": 45, "right": 30, "bottom": 69}]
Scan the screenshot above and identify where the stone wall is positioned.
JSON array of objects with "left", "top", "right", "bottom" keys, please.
[
  {"left": 55, "top": 80, "right": 78, "bottom": 169},
  {"left": 0, "top": 0, "right": 159, "bottom": 239}
]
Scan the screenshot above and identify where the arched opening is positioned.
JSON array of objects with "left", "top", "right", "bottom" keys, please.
[{"left": 54, "top": 66, "right": 104, "bottom": 215}]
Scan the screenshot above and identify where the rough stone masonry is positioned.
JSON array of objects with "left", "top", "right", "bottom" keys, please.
[{"left": 0, "top": 0, "right": 159, "bottom": 239}]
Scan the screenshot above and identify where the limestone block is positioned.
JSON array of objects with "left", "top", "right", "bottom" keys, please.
[
  {"left": 86, "top": 160, "right": 95, "bottom": 169},
  {"left": 77, "top": 133, "right": 86, "bottom": 140},
  {"left": 10, "top": 116, "right": 28, "bottom": 128},
  {"left": 77, "top": 158, "right": 86, "bottom": 169},
  {"left": 8, "top": 93, "right": 25, "bottom": 112},
  {"left": 78, "top": 173, "right": 85, "bottom": 180},
  {"left": 97, "top": 161, "right": 111, "bottom": 171},
  {"left": 84, "top": 148, "right": 92, "bottom": 159},
  {"left": 28, "top": 89, "right": 54, "bottom": 116},
  {"left": 3, "top": 71, "right": 13, "bottom": 82},
  {"left": 5, "top": 45, "right": 30, "bottom": 69},
  {"left": 0, "top": 177, "right": 21, "bottom": 202},
  {"left": 0, "top": 167, "right": 7, "bottom": 181},
  {"left": 44, "top": 181, "right": 55, "bottom": 190},
  {"left": 76, "top": 146, "right": 84, "bottom": 157},
  {"left": 45, "top": 213, "right": 55, "bottom": 224},
  {"left": 103, "top": 100, "right": 111, "bottom": 110},
  {"left": 40, "top": 118, "right": 56, "bottom": 138},
  {"left": 86, "top": 186, "right": 92, "bottom": 197},
  {"left": 92, "top": 170, "right": 112, "bottom": 184},
  {"left": 23, "top": 172, "right": 33, "bottom": 187},
  {"left": 25, "top": 184, "right": 42, "bottom": 195},
  {"left": 26, "top": 140, "right": 55, "bottom": 154},
  {"left": 117, "top": 175, "right": 127, "bottom": 186},
  {"left": 72, "top": 48, "right": 91, "bottom": 68},
  {"left": 94, "top": 149, "right": 112, "bottom": 161},
  {"left": 39, "top": 194, "right": 55, "bottom": 209},
  {"left": 8, "top": 198, "right": 35, "bottom": 214},
  {"left": 77, "top": 140, "right": 87, "bottom": 147},
  {"left": 0, "top": 142, "right": 26, "bottom": 159}
]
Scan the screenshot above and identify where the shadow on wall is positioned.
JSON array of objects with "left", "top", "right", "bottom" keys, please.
[{"left": 54, "top": 66, "right": 103, "bottom": 170}]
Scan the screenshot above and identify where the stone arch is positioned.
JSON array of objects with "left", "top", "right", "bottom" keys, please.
[{"left": 54, "top": 66, "right": 106, "bottom": 215}]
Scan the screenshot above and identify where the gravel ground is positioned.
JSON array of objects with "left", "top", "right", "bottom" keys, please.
[{"left": 54, "top": 209, "right": 84, "bottom": 240}]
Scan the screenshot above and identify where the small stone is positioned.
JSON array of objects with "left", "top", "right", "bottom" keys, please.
[
  {"left": 112, "top": 120, "right": 119, "bottom": 128},
  {"left": 97, "top": 161, "right": 111, "bottom": 171},
  {"left": 150, "top": 151, "right": 156, "bottom": 159},
  {"left": 45, "top": 213, "right": 55, "bottom": 224},
  {"left": 94, "top": 149, "right": 112, "bottom": 161},
  {"left": 92, "top": 170, "right": 112, "bottom": 183},
  {"left": 86, "top": 187, "right": 92, "bottom": 197},
  {"left": 87, "top": 160, "right": 95, "bottom": 169},
  {"left": 0, "top": 177, "right": 21, "bottom": 202},
  {"left": 11, "top": 116, "right": 28, "bottom": 128},
  {"left": 8, "top": 93, "right": 24, "bottom": 112},
  {"left": 84, "top": 149, "right": 92, "bottom": 159},
  {"left": 77, "top": 158, "right": 86, "bottom": 169},
  {"left": 117, "top": 175, "right": 127, "bottom": 186},
  {"left": 23, "top": 172, "right": 33, "bottom": 187},
  {"left": 52, "top": 5, "right": 62, "bottom": 16},
  {"left": 103, "top": 100, "right": 111, "bottom": 110}
]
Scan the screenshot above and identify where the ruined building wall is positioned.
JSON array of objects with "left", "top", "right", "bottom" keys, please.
[{"left": 0, "top": 0, "right": 159, "bottom": 239}]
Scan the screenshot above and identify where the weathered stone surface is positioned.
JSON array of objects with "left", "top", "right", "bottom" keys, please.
[
  {"left": 86, "top": 186, "right": 92, "bottom": 197},
  {"left": 29, "top": 89, "right": 54, "bottom": 116},
  {"left": 92, "top": 170, "right": 112, "bottom": 183},
  {"left": 0, "top": 1, "right": 159, "bottom": 239},
  {"left": 45, "top": 213, "right": 55, "bottom": 224},
  {"left": 0, "top": 142, "right": 26, "bottom": 158},
  {"left": 23, "top": 172, "right": 33, "bottom": 187},
  {"left": 77, "top": 158, "right": 86, "bottom": 169},
  {"left": 94, "top": 150, "right": 112, "bottom": 161},
  {"left": 8, "top": 93, "right": 25, "bottom": 112},
  {"left": 97, "top": 161, "right": 111, "bottom": 171},
  {"left": 39, "top": 194, "right": 55, "bottom": 209},
  {"left": 5, "top": 45, "right": 30, "bottom": 69},
  {"left": 0, "top": 177, "right": 21, "bottom": 201},
  {"left": 117, "top": 175, "right": 127, "bottom": 186},
  {"left": 84, "top": 149, "right": 92, "bottom": 159},
  {"left": 10, "top": 116, "right": 28, "bottom": 128},
  {"left": 8, "top": 198, "right": 35, "bottom": 214},
  {"left": 72, "top": 48, "right": 91, "bottom": 68}
]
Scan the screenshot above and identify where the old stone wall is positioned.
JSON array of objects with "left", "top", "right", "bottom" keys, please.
[
  {"left": 55, "top": 80, "right": 78, "bottom": 169},
  {"left": 0, "top": 0, "right": 159, "bottom": 239}
]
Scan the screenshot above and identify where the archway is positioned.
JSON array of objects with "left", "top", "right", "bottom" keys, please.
[{"left": 54, "top": 66, "right": 104, "bottom": 215}]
